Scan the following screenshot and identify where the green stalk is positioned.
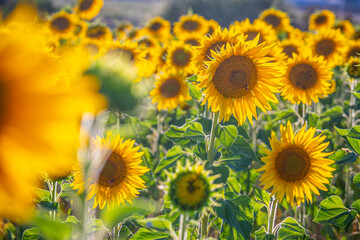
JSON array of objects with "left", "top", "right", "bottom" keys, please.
[
  {"left": 200, "top": 213, "right": 208, "bottom": 240},
  {"left": 268, "top": 198, "right": 278, "bottom": 234},
  {"left": 179, "top": 213, "right": 188, "bottom": 240},
  {"left": 51, "top": 181, "right": 57, "bottom": 220},
  {"left": 208, "top": 112, "right": 219, "bottom": 165}
]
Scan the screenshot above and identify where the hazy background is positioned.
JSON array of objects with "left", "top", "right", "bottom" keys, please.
[{"left": 1, "top": 0, "right": 360, "bottom": 30}]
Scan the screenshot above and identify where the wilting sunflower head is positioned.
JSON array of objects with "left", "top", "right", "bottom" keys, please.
[
  {"left": 346, "top": 56, "right": 360, "bottom": 80},
  {"left": 86, "top": 25, "right": 112, "bottom": 42},
  {"left": 305, "top": 28, "right": 347, "bottom": 68},
  {"left": 345, "top": 40, "right": 360, "bottom": 61},
  {"left": 74, "top": 0, "right": 103, "bottom": 20},
  {"left": 334, "top": 20, "right": 355, "bottom": 38},
  {"left": 199, "top": 35, "right": 285, "bottom": 125},
  {"left": 259, "top": 9, "right": 290, "bottom": 32},
  {"left": 279, "top": 38, "right": 304, "bottom": 59},
  {"left": 167, "top": 161, "right": 222, "bottom": 213},
  {"left": 192, "top": 26, "right": 241, "bottom": 76},
  {"left": 281, "top": 51, "right": 333, "bottom": 104},
  {"left": 166, "top": 40, "right": 195, "bottom": 74},
  {"left": 308, "top": 9, "right": 335, "bottom": 31},
  {"left": 48, "top": 10, "right": 77, "bottom": 39},
  {"left": 173, "top": 14, "right": 209, "bottom": 37},
  {"left": 72, "top": 133, "right": 149, "bottom": 209},
  {"left": 257, "top": 121, "right": 334, "bottom": 205},
  {"left": 234, "top": 18, "right": 278, "bottom": 45},
  {"left": 150, "top": 69, "right": 191, "bottom": 111}
]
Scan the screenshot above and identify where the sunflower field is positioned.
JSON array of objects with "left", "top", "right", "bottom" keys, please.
[{"left": 2, "top": 0, "right": 360, "bottom": 239}]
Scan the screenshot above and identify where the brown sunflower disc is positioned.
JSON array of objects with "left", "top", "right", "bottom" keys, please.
[
  {"left": 79, "top": 0, "right": 94, "bottom": 11},
  {"left": 315, "top": 39, "right": 335, "bottom": 57},
  {"left": 51, "top": 17, "right": 70, "bottom": 31},
  {"left": 160, "top": 78, "right": 181, "bottom": 98},
  {"left": 205, "top": 41, "right": 227, "bottom": 60},
  {"left": 98, "top": 152, "right": 127, "bottom": 187},
  {"left": 264, "top": 15, "right": 281, "bottom": 28},
  {"left": 289, "top": 63, "right": 317, "bottom": 89},
  {"left": 182, "top": 20, "right": 199, "bottom": 31}
]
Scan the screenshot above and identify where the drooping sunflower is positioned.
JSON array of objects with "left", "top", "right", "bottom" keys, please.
[
  {"left": 48, "top": 10, "right": 77, "bottom": 39},
  {"left": 74, "top": 0, "right": 103, "bottom": 20},
  {"left": 280, "top": 51, "right": 333, "bottom": 104},
  {"left": 0, "top": 4, "right": 106, "bottom": 220},
  {"left": 305, "top": 29, "right": 347, "bottom": 68},
  {"left": 234, "top": 18, "right": 278, "bottom": 44},
  {"left": 259, "top": 9, "right": 290, "bottom": 32},
  {"left": 279, "top": 38, "right": 304, "bottom": 59},
  {"left": 72, "top": 133, "right": 149, "bottom": 209},
  {"left": 173, "top": 14, "right": 209, "bottom": 37},
  {"left": 334, "top": 20, "right": 355, "bottom": 38},
  {"left": 345, "top": 40, "right": 360, "bottom": 60},
  {"left": 308, "top": 10, "right": 335, "bottom": 31},
  {"left": 166, "top": 40, "right": 195, "bottom": 74},
  {"left": 150, "top": 69, "right": 191, "bottom": 111},
  {"left": 346, "top": 56, "right": 360, "bottom": 80},
  {"left": 192, "top": 26, "right": 241, "bottom": 76},
  {"left": 257, "top": 121, "right": 334, "bottom": 205},
  {"left": 167, "top": 161, "right": 222, "bottom": 213},
  {"left": 86, "top": 25, "right": 113, "bottom": 42},
  {"left": 199, "top": 35, "right": 284, "bottom": 125},
  {"left": 206, "top": 19, "right": 220, "bottom": 36},
  {"left": 143, "top": 16, "right": 171, "bottom": 42}
]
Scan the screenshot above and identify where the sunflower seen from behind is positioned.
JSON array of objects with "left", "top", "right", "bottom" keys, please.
[
  {"left": 259, "top": 9, "right": 290, "bottom": 33},
  {"left": 199, "top": 35, "right": 284, "bottom": 125},
  {"left": 72, "top": 133, "right": 149, "bottom": 209},
  {"left": 257, "top": 121, "right": 334, "bottom": 205},
  {"left": 280, "top": 51, "right": 332, "bottom": 104},
  {"left": 308, "top": 10, "right": 335, "bottom": 31},
  {"left": 150, "top": 69, "right": 191, "bottom": 111},
  {"left": 74, "top": 0, "right": 103, "bottom": 20}
]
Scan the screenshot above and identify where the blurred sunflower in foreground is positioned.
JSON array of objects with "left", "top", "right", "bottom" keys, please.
[
  {"left": 72, "top": 133, "right": 149, "bottom": 209},
  {"left": 0, "top": 4, "right": 106, "bottom": 220}
]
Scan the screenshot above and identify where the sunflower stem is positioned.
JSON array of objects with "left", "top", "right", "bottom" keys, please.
[
  {"left": 200, "top": 213, "right": 208, "bottom": 239},
  {"left": 51, "top": 181, "right": 57, "bottom": 220},
  {"left": 268, "top": 197, "right": 278, "bottom": 234},
  {"left": 155, "top": 111, "right": 162, "bottom": 164},
  {"left": 208, "top": 112, "right": 219, "bottom": 166},
  {"left": 179, "top": 213, "right": 188, "bottom": 240}
]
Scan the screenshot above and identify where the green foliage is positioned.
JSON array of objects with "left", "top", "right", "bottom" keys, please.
[
  {"left": 335, "top": 126, "right": 360, "bottom": 154},
  {"left": 276, "top": 217, "right": 308, "bottom": 240},
  {"left": 154, "top": 146, "right": 187, "bottom": 174}
]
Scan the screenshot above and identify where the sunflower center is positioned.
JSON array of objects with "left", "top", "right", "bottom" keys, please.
[
  {"left": 275, "top": 146, "right": 311, "bottom": 182},
  {"left": 315, "top": 15, "right": 327, "bottom": 24},
  {"left": 289, "top": 63, "right": 317, "bottom": 89},
  {"left": 150, "top": 22, "right": 162, "bottom": 31},
  {"left": 347, "top": 63, "right": 360, "bottom": 78},
  {"left": 347, "top": 47, "right": 360, "bottom": 59},
  {"left": 98, "top": 152, "right": 127, "bottom": 187},
  {"left": 182, "top": 20, "right": 199, "bottom": 31},
  {"left": 207, "top": 26, "right": 214, "bottom": 35},
  {"left": 185, "top": 39, "right": 199, "bottom": 46},
  {"left": 51, "top": 17, "right": 70, "bottom": 31},
  {"left": 334, "top": 25, "right": 344, "bottom": 32},
  {"left": 245, "top": 31, "right": 263, "bottom": 43},
  {"left": 87, "top": 27, "right": 105, "bottom": 39},
  {"left": 283, "top": 45, "right": 298, "bottom": 58},
  {"left": 264, "top": 14, "right": 281, "bottom": 28},
  {"left": 205, "top": 41, "right": 227, "bottom": 60},
  {"left": 172, "top": 49, "right": 191, "bottom": 66},
  {"left": 160, "top": 78, "right": 181, "bottom": 98},
  {"left": 212, "top": 55, "right": 257, "bottom": 98},
  {"left": 315, "top": 39, "right": 335, "bottom": 57},
  {"left": 354, "top": 31, "right": 360, "bottom": 40},
  {"left": 79, "top": 0, "right": 94, "bottom": 11}
]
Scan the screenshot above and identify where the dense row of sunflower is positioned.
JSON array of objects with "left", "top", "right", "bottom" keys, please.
[{"left": 1, "top": 0, "right": 360, "bottom": 239}]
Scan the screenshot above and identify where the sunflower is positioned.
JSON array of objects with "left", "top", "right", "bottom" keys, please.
[
  {"left": 150, "top": 69, "right": 191, "bottom": 111},
  {"left": 83, "top": 38, "right": 106, "bottom": 59},
  {"left": 143, "top": 16, "right": 171, "bottom": 42},
  {"left": 173, "top": 14, "right": 208, "bottom": 37},
  {"left": 280, "top": 51, "right": 333, "bottom": 104},
  {"left": 279, "top": 38, "right": 304, "bottom": 59},
  {"left": 257, "top": 121, "right": 334, "bottom": 205},
  {"left": 353, "top": 30, "right": 360, "bottom": 40},
  {"left": 280, "top": 25, "right": 304, "bottom": 41},
  {"left": 48, "top": 11, "right": 77, "bottom": 39},
  {"left": 73, "top": 19, "right": 88, "bottom": 39},
  {"left": 192, "top": 26, "right": 241, "bottom": 76},
  {"left": 166, "top": 40, "right": 195, "bottom": 74},
  {"left": 115, "top": 21, "right": 132, "bottom": 40},
  {"left": 334, "top": 20, "right": 355, "bottom": 38},
  {"left": 199, "top": 35, "right": 284, "bottom": 125},
  {"left": 74, "top": 0, "right": 103, "bottom": 20},
  {"left": 259, "top": 9, "right": 290, "bottom": 32},
  {"left": 86, "top": 25, "right": 112, "bottom": 42},
  {"left": 345, "top": 40, "right": 360, "bottom": 60},
  {"left": 0, "top": 4, "right": 106, "bottom": 220},
  {"left": 137, "top": 37, "right": 162, "bottom": 75},
  {"left": 305, "top": 29, "right": 347, "bottom": 68},
  {"left": 178, "top": 33, "right": 203, "bottom": 47},
  {"left": 308, "top": 10, "right": 335, "bottom": 31},
  {"left": 206, "top": 19, "right": 220, "bottom": 36},
  {"left": 346, "top": 56, "right": 360, "bottom": 80},
  {"left": 234, "top": 18, "right": 278, "bottom": 44},
  {"left": 72, "top": 133, "right": 149, "bottom": 209},
  {"left": 328, "top": 80, "right": 336, "bottom": 95},
  {"left": 167, "top": 161, "right": 221, "bottom": 212},
  {"left": 265, "top": 41, "right": 288, "bottom": 66}
]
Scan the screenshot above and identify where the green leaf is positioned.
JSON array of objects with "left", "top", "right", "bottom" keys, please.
[
  {"left": 136, "top": 217, "right": 172, "bottom": 231},
  {"left": 215, "top": 124, "right": 238, "bottom": 152},
  {"left": 253, "top": 187, "right": 270, "bottom": 210},
  {"left": 277, "top": 217, "right": 307, "bottom": 240},
  {"left": 34, "top": 188, "right": 50, "bottom": 201},
  {"left": 215, "top": 195, "right": 254, "bottom": 240},
  {"left": 313, "top": 195, "right": 357, "bottom": 228},
  {"left": 329, "top": 150, "right": 357, "bottom": 164},
  {"left": 350, "top": 91, "right": 360, "bottom": 100},
  {"left": 88, "top": 219, "right": 108, "bottom": 234},
  {"left": 237, "top": 126, "right": 250, "bottom": 139},
  {"left": 322, "top": 106, "right": 343, "bottom": 118},
  {"left": 154, "top": 146, "right": 187, "bottom": 174},
  {"left": 22, "top": 227, "right": 43, "bottom": 240},
  {"left": 305, "top": 112, "right": 319, "bottom": 128},
  {"left": 273, "top": 109, "right": 298, "bottom": 122},
  {"left": 165, "top": 122, "right": 205, "bottom": 146},
  {"left": 131, "top": 228, "right": 169, "bottom": 240},
  {"left": 227, "top": 177, "right": 241, "bottom": 194},
  {"left": 351, "top": 199, "right": 360, "bottom": 214},
  {"left": 335, "top": 126, "right": 360, "bottom": 154},
  {"left": 193, "top": 141, "right": 207, "bottom": 160},
  {"left": 63, "top": 215, "right": 80, "bottom": 225},
  {"left": 38, "top": 200, "right": 58, "bottom": 211},
  {"left": 183, "top": 122, "right": 205, "bottom": 141},
  {"left": 188, "top": 82, "right": 202, "bottom": 100},
  {"left": 165, "top": 123, "right": 191, "bottom": 146},
  {"left": 353, "top": 172, "right": 360, "bottom": 189},
  {"left": 32, "top": 216, "right": 71, "bottom": 240},
  {"left": 187, "top": 74, "right": 197, "bottom": 83},
  {"left": 255, "top": 226, "right": 274, "bottom": 240},
  {"left": 101, "top": 198, "right": 157, "bottom": 228},
  {"left": 209, "top": 164, "right": 230, "bottom": 184}
]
